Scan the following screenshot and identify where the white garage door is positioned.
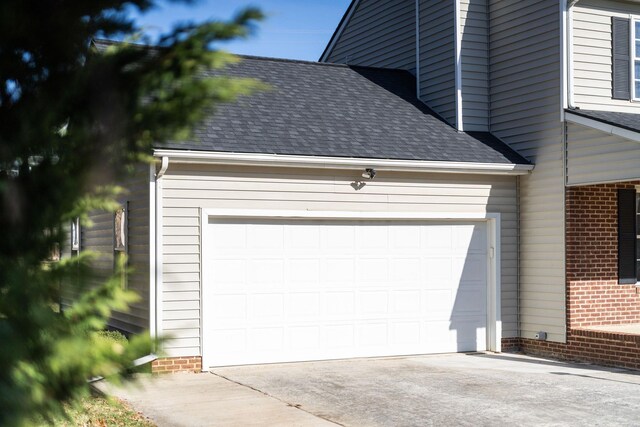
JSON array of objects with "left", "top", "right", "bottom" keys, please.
[{"left": 203, "top": 219, "right": 488, "bottom": 368}]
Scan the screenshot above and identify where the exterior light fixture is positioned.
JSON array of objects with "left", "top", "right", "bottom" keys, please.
[{"left": 362, "top": 168, "right": 376, "bottom": 180}]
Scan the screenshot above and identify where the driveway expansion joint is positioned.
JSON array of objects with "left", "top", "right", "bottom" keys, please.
[{"left": 210, "top": 371, "right": 344, "bottom": 427}]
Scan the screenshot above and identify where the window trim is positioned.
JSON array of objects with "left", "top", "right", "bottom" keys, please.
[
  {"left": 618, "top": 189, "right": 638, "bottom": 284},
  {"left": 631, "top": 16, "right": 640, "bottom": 101},
  {"left": 636, "top": 188, "right": 640, "bottom": 284}
]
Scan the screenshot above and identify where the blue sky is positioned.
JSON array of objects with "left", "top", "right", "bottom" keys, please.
[{"left": 130, "top": 0, "right": 352, "bottom": 61}]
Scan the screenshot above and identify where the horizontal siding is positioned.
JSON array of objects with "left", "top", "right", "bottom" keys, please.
[
  {"left": 63, "top": 164, "right": 150, "bottom": 335},
  {"left": 567, "top": 122, "right": 640, "bottom": 185},
  {"left": 461, "top": 0, "right": 490, "bottom": 131},
  {"left": 326, "top": 0, "right": 416, "bottom": 71},
  {"left": 489, "top": 0, "right": 566, "bottom": 342},
  {"left": 420, "top": 0, "right": 456, "bottom": 126},
  {"left": 573, "top": 0, "right": 640, "bottom": 112},
  {"left": 161, "top": 164, "right": 520, "bottom": 358}
]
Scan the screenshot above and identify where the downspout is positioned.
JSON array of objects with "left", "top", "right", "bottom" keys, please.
[
  {"left": 416, "top": 0, "right": 421, "bottom": 99},
  {"left": 516, "top": 176, "right": 521, "bottom": 340},
  {"left": 567, "top": 0, "right": 580, "bottom": 109},
  {"left": 154, "top": 156, "right": 169, "bottom": 346},
  {"left": 454, "top": 0, "right": 464, "bottom": 132}
]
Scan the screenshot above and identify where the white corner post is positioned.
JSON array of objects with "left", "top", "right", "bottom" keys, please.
[
  {"left": 149, "top": 164, "right": 157, "bottom": 342},
  {"left": 487, "top": 213, "right": 502, "bottom": 353},
  {"left": 153, "top": 156, "right": 169, "bottom": 345}
]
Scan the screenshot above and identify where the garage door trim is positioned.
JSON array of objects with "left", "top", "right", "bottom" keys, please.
[{"left": 200, "top": 209, "right": 502, "bottom": 369}]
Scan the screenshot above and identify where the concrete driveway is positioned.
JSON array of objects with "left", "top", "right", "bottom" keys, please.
[{"left": 107, "top": 353, "right": 640, "bottom": 426}]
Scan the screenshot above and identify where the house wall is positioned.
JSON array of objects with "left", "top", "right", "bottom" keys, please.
[
  {"left": 572, "top": 0, "right": 640, "bottom": 112},
  {"left": 63, "top": 164, "right": 150, "bottom": 334},
  {"left": 159, "top": 164, "right": 519, "bottom": 357},
  {"left": 325, "top": 0, "right": 416, "bottom": 72},
  {"left": 488, "top": 0, "right": 566, "bottom": 342},
  {"left": 566, "top": 122, "right": 640, "bottom": 186},
  {"left": 460, "top": 0, "right": 490, "bottom": 131},
  {"left": 419, "top": 0, "right": 457, "bottom": 127},
  {"left": 566, "top": 183, "right": 640, "bottom": 329}
]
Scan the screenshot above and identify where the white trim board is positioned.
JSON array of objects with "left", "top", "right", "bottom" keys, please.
[
  {"left": 200, "top": 208, "right": 502, "bottom": 370},
  {"left": 319, "top": 0, "right": 361, "bottom": 63},
  {"left": 153, "top": 150, "right": 533, "bottom": 175},
  {"left": 565, "top": 112, "right": 640, "bottom": 143}
]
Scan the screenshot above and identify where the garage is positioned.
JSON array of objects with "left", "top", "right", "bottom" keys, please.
[{"left": 202, "top": 216, "right": 491, "bottom": 368}]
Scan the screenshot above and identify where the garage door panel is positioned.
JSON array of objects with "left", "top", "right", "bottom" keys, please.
[
  {"left": 204, "top": 220, "right": 489, "bottom": 367},
  {"left": 248, "top": 260, "right": 284, "bottom": 285},
  {"left": 324, "top": 226, "right": 355, "bottom": 249},
  {"left": 425, "top": 257, "right": 454, "bottom": 283},
  {"left": 248, "top": 224, "right": 283, "bottom": 249},
  {"left": 390, "top": 258, "right": 422, "bottom": 282},
  {"left": 391, "top": 290, "right": 422, "bottom": 314},
  {"left": 357, "top": 258, "right": 389, "bottom": 283},
  {"left": 358, "top": 291, "right": 389, "bottom": 315},
  {"left": 323, "top": 258, "right": 355, "bottom": 283},
  {"left": 289, "top": 293, "right": 321, "bottom": 318},
  {"left": 391, "top": 322, "right": 421, "bottom": 345}
]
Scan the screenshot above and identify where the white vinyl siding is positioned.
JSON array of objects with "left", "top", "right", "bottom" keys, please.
[
  {"left": 489, "top": 0, "right": 566, "bottom": 342},
  {"left": 460, "top": 0, "right": 490, "bottom": 131},
  {"left": 325, "top": 0, "right": 416, "bottom": 72},
  {"left": 572, "top": 0, "right": 640, "bottom": 112},
  {"left": 160, "top": 164, "right": 518, "bottom": 358},
  {"left": 566, "top": 122, "right": 640, "bottom": 186},
  {"left": 63, "top": 164, "right": 150, "bottom": 334},
  {"left": 419, "top": 0, "right": 457, "bottom": 127}
]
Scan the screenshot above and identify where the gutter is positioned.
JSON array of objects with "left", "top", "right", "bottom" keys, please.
[{"left": 152, "top": 149, "right": 534, "bottom": 176}]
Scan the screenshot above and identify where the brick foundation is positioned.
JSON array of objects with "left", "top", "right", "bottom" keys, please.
[
  {"left": 151, "top": 356, "right": 202, "bottom": 373},
  {"left": 503, "top": 331, "right": 640, "bottom": 371}
]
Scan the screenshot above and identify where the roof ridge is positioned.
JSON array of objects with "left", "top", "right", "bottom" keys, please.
[{"left": 91, "top": 38, "right": 409, "bottom": 72}]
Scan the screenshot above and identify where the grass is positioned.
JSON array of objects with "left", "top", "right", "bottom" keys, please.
[{"left": 50, "top": 396, "right": 156, "bottom": 427}]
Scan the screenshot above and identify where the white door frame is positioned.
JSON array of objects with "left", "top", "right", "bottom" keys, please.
[{"left": 200, "top": 209, "right": 502, "bottom": 370}]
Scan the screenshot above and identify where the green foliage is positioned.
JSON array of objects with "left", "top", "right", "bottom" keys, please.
[
  {"left": 0, "top": 1, "right": 264, "bottom": 425},
  {"left": 51, "top": 396, "right": 155, "bottom": 427},
  {"left": 97, "top": 330, "right": 129, "bottom": 347}
]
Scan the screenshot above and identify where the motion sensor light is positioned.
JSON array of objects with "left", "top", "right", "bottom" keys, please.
[{"left": 361, "top": 168, "right": 376, "bottom": 180}]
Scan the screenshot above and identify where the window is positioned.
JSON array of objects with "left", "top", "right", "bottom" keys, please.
[
  {"left": 70, "top": 217, "right": 80, "bottom": 252},
  {"left": 633, "top": 20, "right": 640, "bottom": 99},
  {"left": 618, "top": 189, "right": 638, "bottom": 283},
  {"left": 636, "top": 193, "right": 640, "bottom": 280},
  {"left": 114, "top": 206, "right": 127, "bottom": 252},
  {"left": 612, "top": 17, "right": 631, "bottom": 100},
  {"left": 613, "top": 17, "right": 640, "bottom": 100},
  {"left": 113, "top": 203, "right": 128, "bottom": 288}
]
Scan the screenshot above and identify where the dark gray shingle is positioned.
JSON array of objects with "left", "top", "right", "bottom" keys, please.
[
  {"left": 567, "top": 109, "right": 640, "bottom": 133},
  {"left": 155, "top": 56, "right": 529, "bottom": 165}
]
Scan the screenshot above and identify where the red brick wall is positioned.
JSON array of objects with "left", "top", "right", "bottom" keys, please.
[
  {"left": 152, "top": 356, "right": 202, "bottom": 373},
  {"left": 565, "top": 183, "right": 640, "bottom": 328}
]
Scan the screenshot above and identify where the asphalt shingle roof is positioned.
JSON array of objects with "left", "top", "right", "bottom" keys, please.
[
  {"left": 567, "top": 109, "right": 640, "bottom": 134},
  {"left": 153, "top": 55, "right": 529, "bottom": 165}
]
